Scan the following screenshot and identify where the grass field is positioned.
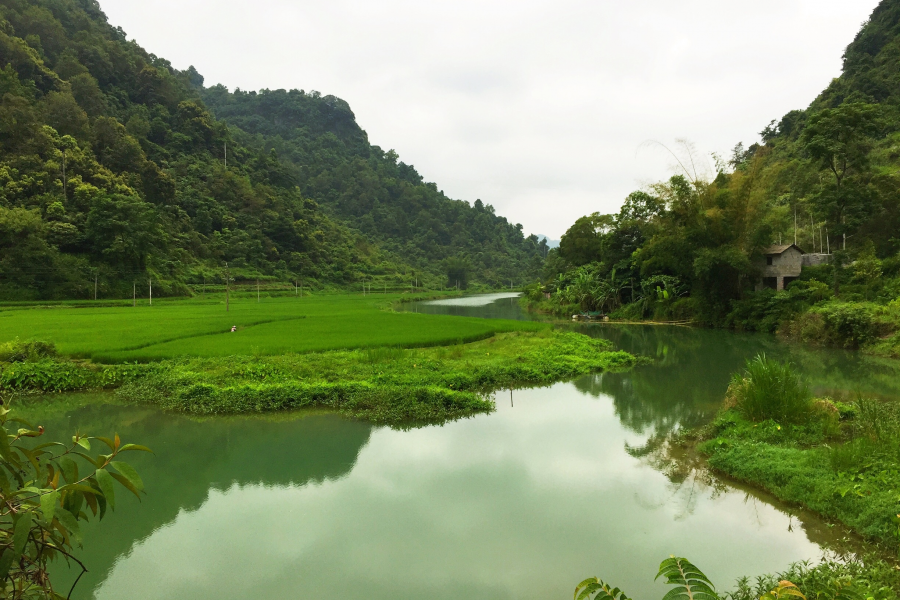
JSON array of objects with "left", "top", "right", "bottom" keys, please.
[{"left": 0, "top": 294, "right": 544, "bottom": 362}]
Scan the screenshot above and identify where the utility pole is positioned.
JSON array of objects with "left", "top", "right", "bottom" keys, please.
[
  {"left": 792, "top": 209, "right": 797, "bottom": 246},
  {"left": 826, "top": 229, "right": 830, "bottom": 254},
  {"left": 225, "top": 263, "right": 230, "bottom": 312},
  {"left": 149, "top": 278, "right": 152, "bottom": 306},
  {"left": 61, "top": 148, "right": 67, "bottom": 202}
]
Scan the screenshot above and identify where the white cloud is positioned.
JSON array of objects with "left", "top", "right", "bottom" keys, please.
[{"left": 102, "top": 0, "right": 878, "bottom": 237}]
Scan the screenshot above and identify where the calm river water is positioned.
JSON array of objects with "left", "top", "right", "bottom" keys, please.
[{"left": 31, "top": 294, "right": 900, "bottom": 599}]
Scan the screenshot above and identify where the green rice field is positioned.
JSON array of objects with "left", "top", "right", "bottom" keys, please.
[{"left": 0, "top": 294, "right": 543, "bottom": 362}]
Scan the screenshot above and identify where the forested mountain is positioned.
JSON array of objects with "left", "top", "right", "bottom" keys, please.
[
  {"left": 199, "top": 86, "right": 548, "bottom": 286},
  {"left": 0, "top": 0, "right": 544, "bottom": 300},
  {"left": 539, "top": 0, "right": 900, "bottom": 347}
]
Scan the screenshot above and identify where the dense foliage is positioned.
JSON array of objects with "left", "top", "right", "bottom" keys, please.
[
  {"left": 534, "top": 0, "right": 900, "bottom": 353},
  {"left": 0, "top": 403, "right": 149, "bottom": 598},
  {"left": 0, "top": 0, "right": 543, "bottom": 301}
]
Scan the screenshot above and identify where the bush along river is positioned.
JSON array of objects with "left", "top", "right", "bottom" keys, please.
[{"left": 23, "top": 294, "right": 900, "bottom": 599}]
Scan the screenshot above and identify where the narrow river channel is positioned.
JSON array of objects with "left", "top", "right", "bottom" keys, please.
[{"left": 34, "top": 294, "right": 900, "bottom": 599}]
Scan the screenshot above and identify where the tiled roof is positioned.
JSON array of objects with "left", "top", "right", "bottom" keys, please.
[{"left": 764, "top": 244, "right": 804, "bottom": 255}]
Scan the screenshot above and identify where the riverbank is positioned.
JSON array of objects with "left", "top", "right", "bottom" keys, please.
[
  {"left": 661, "top": 358, "right": 900, "bottom": 597},
  {"left": 522, "top": 291, "right": 900, "bottom": 359},
  {"left": 1, "top": 331, "right": 637, "bottom": 426}
]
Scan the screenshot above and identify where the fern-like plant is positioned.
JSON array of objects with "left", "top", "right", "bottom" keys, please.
[
  {"left": 575, "top": 557, "right": 872, "bottom": 600},
  {"left": 575, "top": 556, "right": 716, "bottom": 600}
]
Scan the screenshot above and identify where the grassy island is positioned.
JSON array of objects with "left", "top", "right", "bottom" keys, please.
[{"left": 0, "top": 294, "right": 636, "bottom": 425}]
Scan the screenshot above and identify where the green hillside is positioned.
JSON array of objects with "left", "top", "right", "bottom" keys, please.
[
  {"left": 0, "top": 0, "right": 544, "bottom": 301},
  {"left": 200, "top": 86, "right": 548, "bottom": 287}
]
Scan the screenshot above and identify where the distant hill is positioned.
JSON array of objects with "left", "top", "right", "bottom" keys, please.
[
  {"left": 534, "top": 235, "right": 560, "bottom": 249},
  {"left": 200, "top": 86, "right": 549, "bottom": 287}
]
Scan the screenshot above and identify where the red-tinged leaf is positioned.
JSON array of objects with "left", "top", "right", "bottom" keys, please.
[
  {"left": 83, "top": 488, "right": 98, "bottom": 516},
  {"left": 114, "top": 433, "right": 120, "bottom": 450},
  {"left": 95, "top": 468, "right": 115, "bottom": 510},
  {"left": 118, "top": 444, "right": 153, "bottom": 454}
]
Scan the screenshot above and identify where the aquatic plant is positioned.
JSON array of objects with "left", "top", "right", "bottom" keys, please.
[{"left": 727, "top": 355, "right": 813, "bottom": 424}]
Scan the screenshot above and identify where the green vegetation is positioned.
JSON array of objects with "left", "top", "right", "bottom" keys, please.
[
  {"left": 0, "top": 0, "right": 544, "bottom": 301},
  {"left": 0, "top": 404, "right": 149, "bottom": 598},
  {"left": 530, "top": 1, "right": 900, "bottom": 355},
  {"left": 575, "top": 555, "right": 890, "bottom": 600},
  {"left": 118, "top": 330, "right": 634, "bottom": 424},
  {"left": 725, "top": 355, "right": 813, "bottom": 424},
  {"left": 686, "top": 356, "right": 900, "bottom": 556},
  {"left": 1, "top": 329, "right": 635, "bottom": 425},
  {"left": 0, "top": 294, "right": 542, "bottom": 362},
  {"left": 576, "top": 557, "right": 717, "bottom": 600}
]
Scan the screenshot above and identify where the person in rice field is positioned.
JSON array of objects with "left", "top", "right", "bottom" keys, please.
[{"left": 231, "top": 325, "right": 236, "bottom": 332}]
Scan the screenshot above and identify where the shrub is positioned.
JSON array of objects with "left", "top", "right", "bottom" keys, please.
[
  {"left": 727, "top": 355, "right": 813, "bottom": 424},
  {"left": 0, "top": 338, "right": 57, "bottom": 363}
]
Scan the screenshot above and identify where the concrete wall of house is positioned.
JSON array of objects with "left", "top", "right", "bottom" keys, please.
[
  {"left": 762, "top": 247, "right": 803, "bottom": 279},
  {"left": 757, "top": 247, "right": 804, "bottom": 291},
  {"left": 802, "top": 253, "right": 832, "bottom": 267}
]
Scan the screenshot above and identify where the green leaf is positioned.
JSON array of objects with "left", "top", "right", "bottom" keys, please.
[
  {"left": 0, "top": 550, "right": 14, "bottom": 579},
  {"left": 0, "top": 467, "right": 10, "bottom": 494},
  {"left": 94, "top": 436, "right": 116, "bottom": 451},
  {"left": 656, "top": 557, "right": 717, "bottom": 600},
  {"left": 40, "top": 490, "right": 59, "bottom": 524},
  {"left": 574, "top": 576, "right": 631, "bottom": 600},
  {"left": 13, "top": 511, "right": 33, "bottom": 556},
  {"left": 54, "top": 508, "right": 82, "bottom": 545},
  {"left": 118, "top": 444, "right": 153, "bottom": 454},
  {"left": 95, "top": 468, "right": 116, "bottom": 510},
  {"left": 110, "top": 461, "right": 144, "bottom": 492},
  {"left": 59, "top": 456, "right": 78, "bottom": 484},
  {"left": 75, "top": 436, "right": 90, "bottom": 451}
]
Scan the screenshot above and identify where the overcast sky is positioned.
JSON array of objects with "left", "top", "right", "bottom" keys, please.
[{"left": 103, "top": 0, "right": 879, "bottom": 239}]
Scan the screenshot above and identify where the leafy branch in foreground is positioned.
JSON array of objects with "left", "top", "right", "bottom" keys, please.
[
  {"left": 576, "top": 557, "right": 868, "bottom": 600},
  {"left": 0, "top": 403, "right": 151, "bottom": 599}
]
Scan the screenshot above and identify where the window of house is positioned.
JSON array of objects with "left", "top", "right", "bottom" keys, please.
[{"left": 766, "top": 257, "right": 773, "bottom": 266}]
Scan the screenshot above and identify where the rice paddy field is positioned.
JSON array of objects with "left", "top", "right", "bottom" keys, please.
[{"left": 0, "top": 293, "right": 544, "bottom": 362}]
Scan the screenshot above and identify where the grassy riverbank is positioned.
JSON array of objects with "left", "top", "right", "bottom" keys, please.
[
  {"left": 665, "top": 355, "right": 900, "bottom": 597},
  {"left": 1, "top": 331, "right": 636, "bottom": 425}
]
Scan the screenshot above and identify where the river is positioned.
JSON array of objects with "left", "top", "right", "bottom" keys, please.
[{"left": 29, "top": 293, "right": 900, "bottom": 599}]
